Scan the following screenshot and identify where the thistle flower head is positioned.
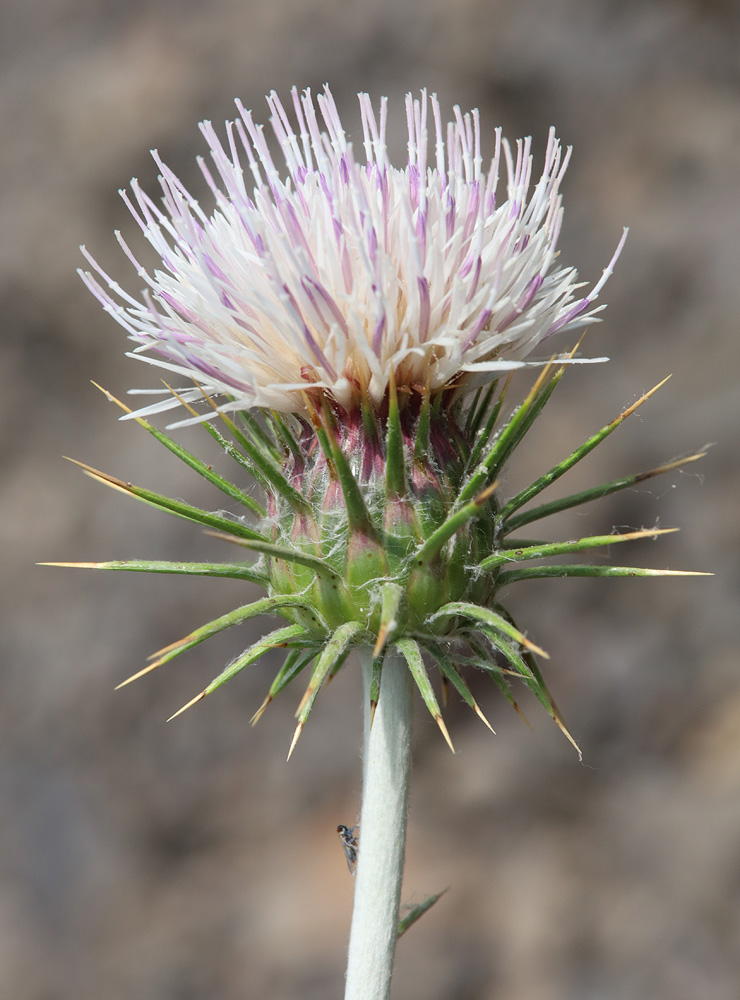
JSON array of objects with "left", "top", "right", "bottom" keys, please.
[
  {"left": 64, "top": 86, "right": 703, "bottom": 759},
  {"left": 80, "top": 87, "right": 625, "bottom": 422}
]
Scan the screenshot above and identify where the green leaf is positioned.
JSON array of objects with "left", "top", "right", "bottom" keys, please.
[
  {"left": 195, "top": 400, "right": 309, "bottom": 515},
  {"left": 156, "top": 382, "right": 275, "bottom": 512},
  {"left": 413, "top": 378, "right": 432, "bottom": 466},
  {"left": 205, "top": 532, "right": 341, "bottom": 581},
  {"left": 473, "top": 629, "right": 555, "bottom": 718},
  {"left": 39, "top": 559, "right": 268, "bottom": 586},
  {"left": 288, "top": 621, "right": 365, "bottom": 758},
  {"left": 320, "top": 406, "right": 380, "bottom": 540},
  {"left": 385, "top": 372, "right": 407, "bottom": 499},
  {"left": 251, "top": 648, "right": 318, "bottom": 725},
  {"left": 498, "top": 377, "right": 672, "bottom": 526},
  {"left": 463, "top": 385, "right": 484, "bottom": 437},
  {"left": 464, "top": 375, "right": 510, "bottom": 473},
  {"left": 265, "top": 410, "right": 304, "bottom": 468},
  {"left": 474, "top": 624, "right": 580, "bottom": 756},
  {"left": 120, "top": 595, "right": 323, "bottom": 689},
  {"left": 464, "top": 382, "right": 505, "bottom": 445},
  {"left": 397, "top": 889, "right": 448, "bottom": 939},
  {"left": 414, "top": 481, "right": 497, "bottom": 566},
  {"left": 479, "top": 528, "right": 678, "bottom": 571},
  {"left": 205, "top": 623, "right": 309, "bottom": 690},
  {"left": 503, "top": 450, "right": 705, "bottom": 532},
  {"left": 193, "top": 420, "right": 268, "bottom": 514},
  {"left": 296, "top": 621, "right": 365, "bottom": 721},
  {"left": 67, "top": 458, "right": 267, "bottom": 541},
  {"left": 373, "top": 582, "right": 405, "bottom": 657},
  {"left": 167, "top": 623, "right": 309, "bottom": 720},
  {"left": 499, "top": 538, "right": 547, "bottom": 549},
  {"left": 427, "top": 601, "right": 549, "bottom": 659},
  {"left": 497, "top": 564, "right": 709, "bottom": 585},
  {"left": 235, "top": 408, "right": 284, "bottom": 461},
  {"left": 369, "top": 650, "right": 385, "bottom": 726},
  {"left": 268, "top": 648, "right": 317, "bottom": 698},
  {"left": 465, "top": 636, "right": 529, "bottom": 723},
  {"left": 238, "top": 432, "right": 311, "bottom": 515},
  {"left": 456, "top": 363, "right": 561, "bottom": 508},
  {"left": 181, "top": 387, "right": 279, "bottom": 461},
  {"left": 426, "top": 644, "right": 495, "bottom": 732},
  {"left": 94, "top": 383, "right": 266, "bottom": 517},
  {"left": 394, "top": 638, "right": 455, "bottom": 751},
  {"left": 518, "top": 649, "right": 581, "bottom": 758}
]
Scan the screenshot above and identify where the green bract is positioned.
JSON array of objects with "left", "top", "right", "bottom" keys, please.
[{"left": 52, "top": 362, "right": 704, "bottom": 758}]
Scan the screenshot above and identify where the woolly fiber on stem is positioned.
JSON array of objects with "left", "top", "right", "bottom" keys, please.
[{"left": 345, "top": 649, "right": 414, "bottom": 1000}]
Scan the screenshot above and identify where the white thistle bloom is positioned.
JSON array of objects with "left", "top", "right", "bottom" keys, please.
[
  {"left": 80, "top": 86, "right": 626, "bottom": 420},
  {"left": 64, "top": 85, "right": 704, "bottom": 1000}
]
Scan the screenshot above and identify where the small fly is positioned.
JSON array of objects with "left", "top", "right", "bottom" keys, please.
[{"left": 337, "top": 824, "right": 359, "bottom": 876}]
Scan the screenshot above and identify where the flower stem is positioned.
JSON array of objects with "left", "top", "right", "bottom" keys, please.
[{"left": 344, "top": 649, "right": 414, "bottom": 1000}]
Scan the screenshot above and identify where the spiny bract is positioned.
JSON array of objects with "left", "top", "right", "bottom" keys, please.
[{"left": 60, "top": 361, "right": 703, "bottom": 759}]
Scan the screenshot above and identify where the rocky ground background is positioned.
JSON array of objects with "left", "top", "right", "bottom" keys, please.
[{"left": 2, "top": 1, "right": 740, "bottom": 997}]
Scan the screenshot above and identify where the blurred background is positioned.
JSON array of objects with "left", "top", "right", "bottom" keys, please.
[{"left": 2, "top": 1, "right": 739, "bottom": 997}]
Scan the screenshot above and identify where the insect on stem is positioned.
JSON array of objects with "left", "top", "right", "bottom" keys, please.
[{"left": 337, "top": 824, "right": 359, "bottom": 876}]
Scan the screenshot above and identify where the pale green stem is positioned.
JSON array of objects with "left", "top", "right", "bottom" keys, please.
[{"left": 344, "top": 649, "right": 414, "bottom": 1000}]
